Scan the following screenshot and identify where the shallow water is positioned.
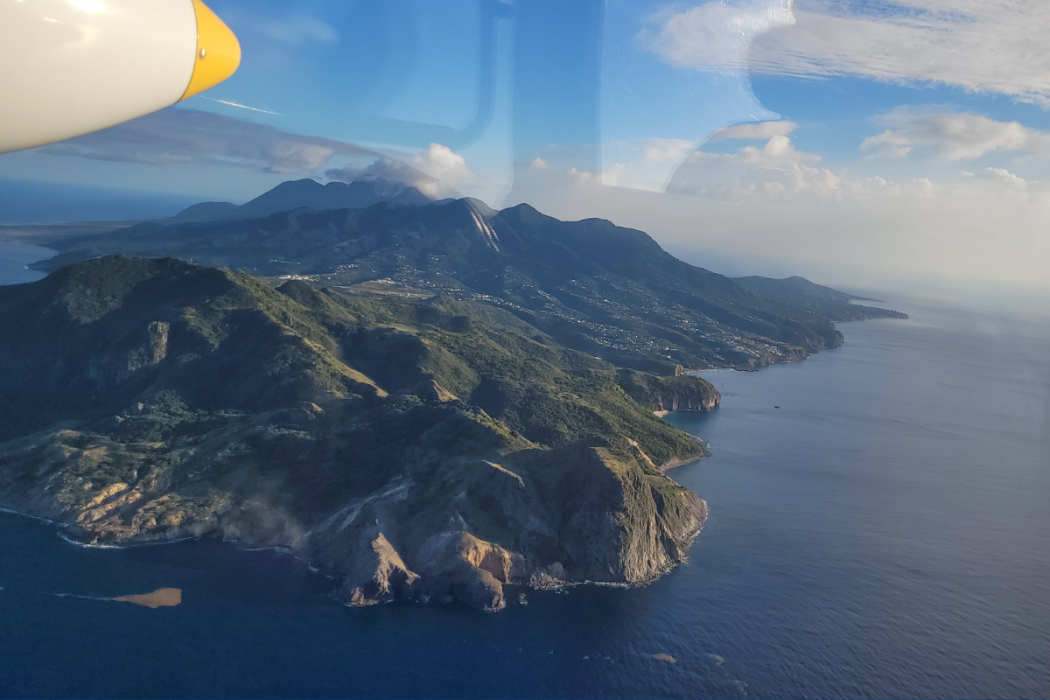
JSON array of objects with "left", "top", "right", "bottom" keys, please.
[{"left": 0, "top": 295, "right": 1048, "bottom": 698}]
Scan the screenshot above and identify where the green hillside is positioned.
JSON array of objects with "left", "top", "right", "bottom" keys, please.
[
  {"left": 0, "top": 256, "right": 718, "bottom": 610},
  {"left": 36, "top": 196, "right": 901, "bottom": 373}
]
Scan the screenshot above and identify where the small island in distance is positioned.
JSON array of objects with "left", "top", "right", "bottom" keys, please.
[{"left": 0, "top": 180, "right": 906, "bottom": 610}]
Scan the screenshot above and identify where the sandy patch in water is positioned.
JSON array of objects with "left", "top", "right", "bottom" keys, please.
[{"left": 113, "top": 588, "right": 182, "bottom": 608}]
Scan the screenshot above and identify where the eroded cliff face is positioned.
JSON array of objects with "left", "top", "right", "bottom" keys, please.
[
  {"left": 746, "top": 345, "right": 813, "bottom": 369},
  {"left": 617, "top": 370, "right": 721, "bottom": 414},
  {"left": 649, "top": 390, "right": 720, "bottom": 413},
  {"left": 0, "top": 418, "right": 706, "bottom": 611}
]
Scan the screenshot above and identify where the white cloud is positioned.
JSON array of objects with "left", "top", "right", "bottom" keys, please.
[
  {"left": 644, "top": 1, "right": 1050, "bottom": 107},
  {"left": 537, "top": 117, "right": 1050, "bottom": 212},
  {"left": 865, "top": 145, "right": 914, "bottom": 160},
  {"left": 569, "top": 166, "right": 597, "bottom": 184},
  {"left": 984, "top": 167, "right": 1028, "bottom": 189},
  {"left": 504, "top": 128, "right": 1050, "bottom": 294},
  {"left": 688, "top": 134, "right": 817, "bottom": 164},
  {"left": 530, "top": 157, "right": 549, "bottom": 169},
  {"left": 710, "top": 120, "right": 798, "bottom": 141},
  {"left": 596, "top": 138, "right": 703, "bottom": 191},
  {"left": 861, "top": 111, "right": 1050, "bottom": 160},
  {"left": 677, "top": 129, "right": 836, "bottom": 197},
  {"left": 42, "top": 113, "right": 474, "bottom": 201},
  {"left": 526, "top": 159, "right": 1050, "bottom": 296},
  {"left": 640, "top": 0, "right": 796, "bottom": 74},
  {"left": 325, "top": 144, "right": 475, "bottom": 199},
  {"left": 41, "top": 109, "right": 374, "bottom": 174},
  {"left": 751, "top": 1, "right": 1050, "bottom": 107},
  {"left": 644, "top": 138, "right": 698, "bottom": 162},
  {"left": 407, "top": 144, "right": 474, "bottom": 197},
  {"left": 325, "top": 156, "right": 450, "bottom": 196},
  {"left": 666, "top": 126, "right": 993, "bottom": 202}
]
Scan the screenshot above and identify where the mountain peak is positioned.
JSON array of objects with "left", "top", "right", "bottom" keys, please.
[
  {"left": 461, "top": 197, "right": 497, "bottom": 218},
  {"left": 496, "top": 202, "right": 550, "bottom": 227},
  {"left": 170, "top": 179, "right": 433, "bottom": 223},
  {"left": 262, "top": 178, "right": 326, "bottom": 195}
]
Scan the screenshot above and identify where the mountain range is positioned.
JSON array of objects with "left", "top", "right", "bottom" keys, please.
[
  {"left": 168, "top": 179, "right": 433, "bottom": 223},
  {"left": 35, "top": 179, "right": 906, "bottom": 374},
  {"left": 0, "top": 180, "right": 907, "bottom": 610}
]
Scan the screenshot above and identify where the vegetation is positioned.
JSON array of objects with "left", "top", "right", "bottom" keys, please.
[
  {"left": 0, "top": 256, "right": 718, "bottom": 608},
  {"left": 735, "top": 275, "right": 908, "bottom": 321},
  {"left": 0, "top": 185, "right": 903, "bottom": 610},
  {"left": 34, "top": 192, "right": 901, "bottom": 371}
]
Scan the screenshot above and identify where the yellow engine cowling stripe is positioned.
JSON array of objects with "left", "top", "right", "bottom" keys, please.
[{"left": 179, "top": 0, "right": 241, "bottom": 101}]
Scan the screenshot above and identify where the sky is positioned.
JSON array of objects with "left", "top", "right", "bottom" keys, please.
[{"left": 2, "top": 0, "right": 1050, "bottom": 304}]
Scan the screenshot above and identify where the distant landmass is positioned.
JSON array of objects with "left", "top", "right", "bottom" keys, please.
[
  {"left": 169, "top": 179, "right": 432, "bottom": 223},
  {"left": 33, "top": 179, "right": 907, "bottom": 374},
  {"left": 734, "top": 275, "right": 906, "bottom": 323},
  {"left": 0, "top": 179, "right": 435, "bottom": 250},
  {"left": 0, "top": 180, "right": 908, "bottom": 610}
]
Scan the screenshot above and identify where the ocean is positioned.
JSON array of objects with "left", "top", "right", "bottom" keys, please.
[
  {"left": 0, "top": 179, "right": 202, "bottom": 226},
  {"left": 0, "top": 241, "right": 50, "bottom": 286},
  {"left": 0, "top": 254, "right": 1048, "bottom": 698}
]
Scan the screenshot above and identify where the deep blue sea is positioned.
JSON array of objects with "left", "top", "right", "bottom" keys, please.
[
  {"left": 0, "top": 179, "right": 202, "bottom": 225},
  {"left": 0, "top": 252, "right": 1048, "bottom": 698}
]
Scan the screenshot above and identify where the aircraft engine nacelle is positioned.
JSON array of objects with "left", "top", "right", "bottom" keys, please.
[{"left": 0, "top": 0, "right": 240, "bottom": 153}]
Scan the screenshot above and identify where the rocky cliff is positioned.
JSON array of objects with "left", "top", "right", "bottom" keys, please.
[
  {"left": 0, "top": 256, "right": 716, "bottom": 610},
  {"left": 616, "top": 370, "right": 722, "bottom": 413}
]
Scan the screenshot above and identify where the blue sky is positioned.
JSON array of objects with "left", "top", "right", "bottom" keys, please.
[{"left": 2, "top": 0, "right": 1049, "bottom": 296}]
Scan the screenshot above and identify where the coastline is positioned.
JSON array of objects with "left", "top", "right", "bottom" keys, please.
[
  {"left": 0, "top": 249, "right": 905, "bottom": 614},
  {"left": 0, "top": 493, "right": 705, "bottom": 601},
  {"left": 0, "top": 240, "right": 54, "bottom": 285},
  {"left": 3, "top": 300, "right": 1048, "bottom": 700}
]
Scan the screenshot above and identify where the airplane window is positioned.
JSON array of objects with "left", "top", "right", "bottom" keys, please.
[{"left": 0, "top": 2, "right": 1048, "bottom": 698}]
